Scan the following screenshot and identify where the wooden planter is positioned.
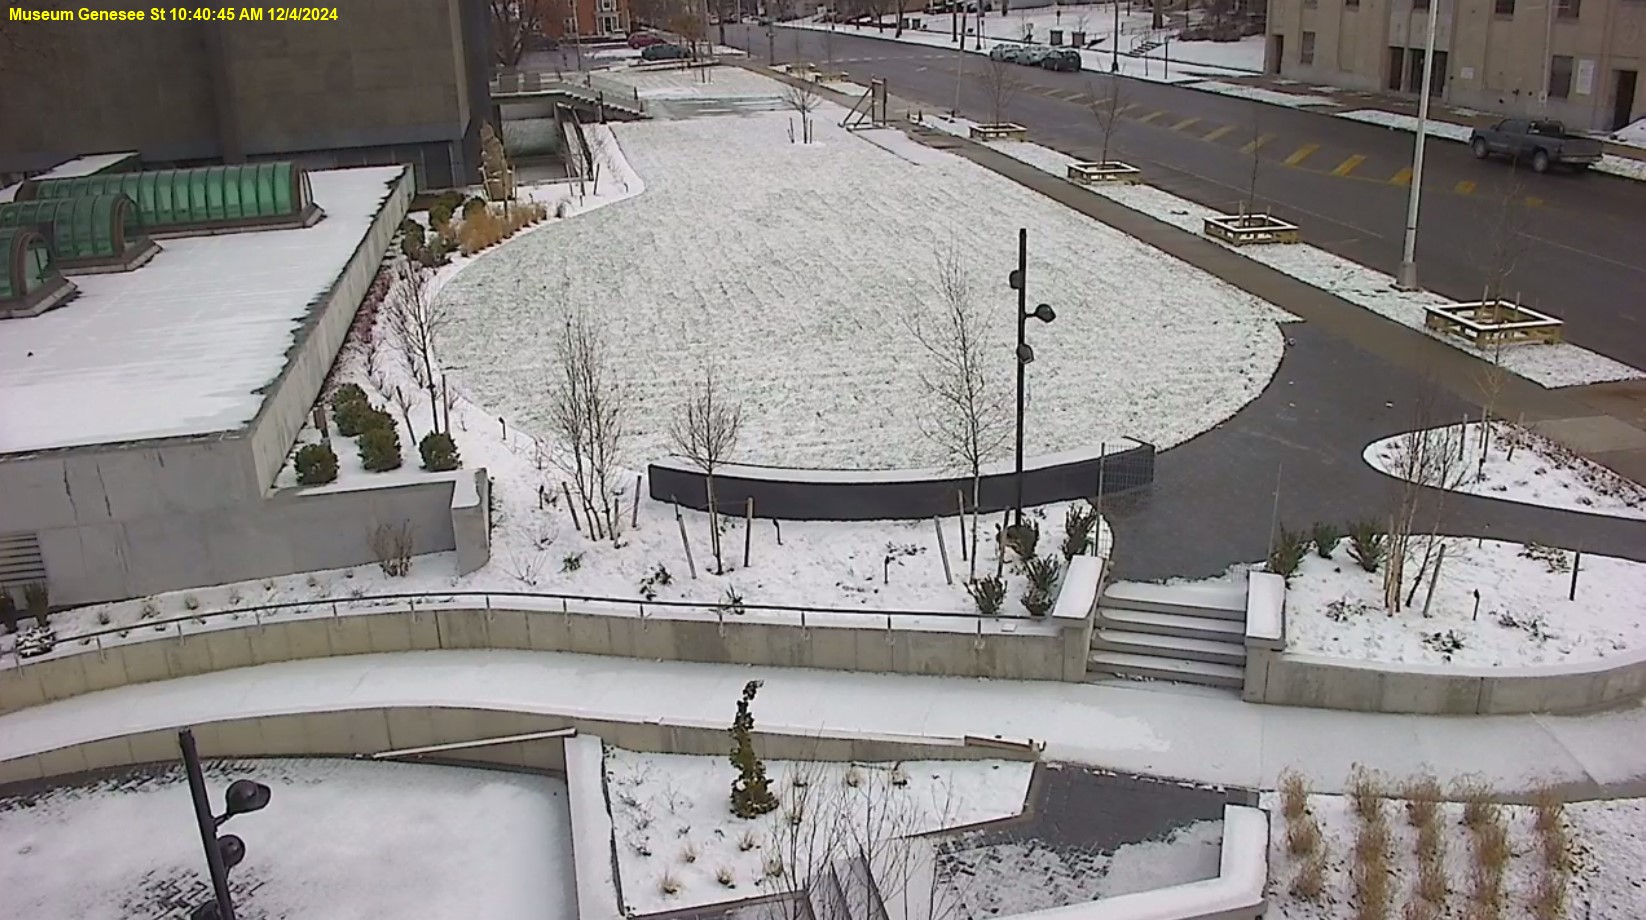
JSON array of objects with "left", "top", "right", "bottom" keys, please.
[
  {"left": 970, "top": 123, "right": 1029, "bottom": 141},
  {"left": 1203, "top": 212, "right": 1301, "bottom": 245},
  {"left": 1067, "top": 161, "right": 1142, "bottom": 184},
  {"left": 1423, "top": 300, "right": 1564, "bottom": 347}
]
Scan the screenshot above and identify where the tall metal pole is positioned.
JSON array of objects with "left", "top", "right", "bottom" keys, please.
[
  {"left": 1396, "top": 0, "right": 1441, "bottom": 290},
  {"left": 1111, "top": 0, "right": 1120, "bottom": 72},
  {"left": 954, "top": 24, "right": 965, "bottom": 117},
  {"left": 181, "top": 729, "right": 236, "bottom": 920},
  {"left": 1013, "top": 228, "right": 1028, "bottom": 528}
]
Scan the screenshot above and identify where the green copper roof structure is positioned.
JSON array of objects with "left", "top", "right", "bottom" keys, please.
[
  {"left": 14, "top": 162, "right": 317, "bottom": 233},
  {"left": 0, "top": 194, "right": 150, "bottom": 268},
  {"left": 0, "top": 226, "right": 77, "bottom": 318}
]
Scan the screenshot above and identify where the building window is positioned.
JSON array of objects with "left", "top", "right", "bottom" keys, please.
[
  {"left": 1494, "top": 0, "right": 1514, "bottom": 13},
  {"left": 1556, "top": 0, "right": 1580, "bottom": 15},
  {"left": 564, "top": 15, "right": 578, "bottom": 33},
  {"left": 1549, "top": 55, "right": 1574, "bottom": 98},
  {"left": 1301, "top": 31, "right": 1316, "bottom": 64},
  {"left": 1303, "top": 0, "right": 1316, "bottom": 8},
  {"left": 598, "top": 0, "right": 615, "bottom": 11},
  {"left": 1346, "top": 0, "right": 1360, "bottom": 8},
  {"left": 1413, "top": 0, "right": 1429, "bottom": 8}
]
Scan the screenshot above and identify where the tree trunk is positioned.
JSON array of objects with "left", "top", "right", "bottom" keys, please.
[
  {"left": 969, "top": 472, "right": 982, "bottom": 579},
  {"left": 707, "top": 473, "right": 724, "bottom": 574}
]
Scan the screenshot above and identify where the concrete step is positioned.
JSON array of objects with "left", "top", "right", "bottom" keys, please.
[
  {"left": 1096, "top": 607, "right": 1245, "bottom": 642},
  {"left": 1093, "top": 628, "right": 1245, "bottom": 667},
  {"left": 1088, "top": 650, "right": 1245, "bottom": 688},
  {"left": 1100, "top": 581, "right": 1247, "bottom": 621}
]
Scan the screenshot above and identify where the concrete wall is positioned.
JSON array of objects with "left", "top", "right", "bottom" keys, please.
[
  {"left": 0, "top": 563, "right": 1100, "bottom": 715},
  {"left": 0, "top": 706, "right": 1040, "bottom": 788},
  {"left": 648, "top": 442, "right": 1155, "bottom": 521},
  {"left": 1245, "top": 643, "right": 1646, "bottom": 715}
]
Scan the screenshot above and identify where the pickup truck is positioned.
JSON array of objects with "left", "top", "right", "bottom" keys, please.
[{"left": 1468, "top": 119, "right": 1604, "bottom": 174}]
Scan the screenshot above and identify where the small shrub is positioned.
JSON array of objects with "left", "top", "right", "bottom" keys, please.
[
  {"left": 295, "top": 442, "right": 339, "bottom": 485},
  {"left": 23, "top": 582, "right": 49, "bottom": 625},
  {"left": 1402, "top": 775, "right": 1443, "bottom": 827},
  {"left": 1021, "top": 555, "right": 1061, "bottom": 617},
  {"left": 183, "top": 593, "right": 200, "bottom": 611},
  {"left": 461, "top": 196, "right": 487, "bottom": 219},
  {"left": 1530, "top": 873, "right": 1566, "bottom": 920},
  {"left": 736, "top": 830, "right": 758, "bottom": 852},
  {"left": 331, "top": 382, "right": 367, "bottom": 412},
  {"left": 562, "top": 552, "right": 584, "bottom": 573},
  {"left": 1002, "top": 519, "right": 1039, "bottom": 561},
  {"left": 1060, "top": 503, "right": 1097, "bottom": 560},
  {"left": 638, "top": 563, "right": 673, "bottom": 601},
  {"left": 763, "top": 855, "right": 784, "bottom": 878},
  {"left": 1348, "top": 519, "right": 1386, "bottom": 572},
  {"left": 429, "top": 200, "right": 455, "bottom": 230},
  {"left": 966, "top": 576, "right": 1006, "bottom": 616},
  {"left": 96, "top": 609, "right": 112, "bottom": 626},
  {"left": 369, "top": 521, "right": 415, "bottom": 577},
  {"left": 332, "top": 389, "right": 372, "bottom": 436},
  {"left": 1421, "top": 629, "right": 1465, "bottom": 659},
  {"left": 679, "top": 842, "right": 698, "bottom": 864},
  {"left": 1455, "top": 779, "right": 1498, "bottom": 829},
  {"left": 1280, "top": 770, "right": 1309, "bottom": 821},
  {"left": 359, "top": 423, "right": 403, "bottom": 472},
  {"left": 0, "top": 591, "right": 17, "bottom": 634},
  {"left": 1311, "top": 522, "right": 1342, "bottom": 559},
  {"left": 1532, "top": 786, "right": 1565, "bottom": 833},
  {"left": 419, "top": 236, "right": 452, "bottom": 268},
  {"left": 1348, "top": 765, "right": 1385, "bottom": 822},
  {"left": 843, "top": 765, "right": 863, "bottom": 787},
  {"left": 418, "top": 431, "right": 461, "bottom": 472},
  {"left": 720, "top": 587, "right": 746, "bottom": 617},
  {"left": 1267, "top": 525, "right": 1308, "bottom": 579},
  {"left": 554, "top": 198, "right": 573, "bottom": 219},
  {"left": 715, "top": 865, "right": 736, "bottom": 888},
  {"left": 139, "top": 599, "right": 159, "bottom": 620},
  {"left": 658, "top": 871, "right": 681, "bottom": 896},
  {"left": 457, "top": 205, "right": 506, "bottom": 256},
  {"left": 1286, "top": 815, "right": 1321, "bottom": 857}
]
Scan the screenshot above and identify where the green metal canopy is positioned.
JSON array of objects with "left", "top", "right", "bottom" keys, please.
[
  {"left": 0, "top": 226, "right": 63, "bottom": 304},
  {"left": 15, "top": 162, "right": 315, "bottom": 232},
  {"left": 0, "top": 194, "right": 145, "bottom": 266}
]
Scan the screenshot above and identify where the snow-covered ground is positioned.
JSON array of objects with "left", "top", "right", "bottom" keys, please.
[
  {"left": 0, "top": 758, "right": 576, "bottom": 920},
  {"left": 1337, "top": 108, "right": 1646, "bottom": 182},
  {"left": 1364, "top": 421, "right": 1646, "bottom": 521},
  {"left": 1261, "top": 786, "right": 1640, "bottom": 920},
  {"left": 1283, "top": 538, "right": 1646, "bottom": 667},
  {"left": 941, "top": 820, "right": 1222, "bottom": 918},
  {"left": 1609, "top": 116, "right": 1646, "bottom": 148},
  {"left": 438, "top": 90, "right": 1288, "bottom": 471},
  {"left": 1179, "top": 81, "right": 1338, "bottom": 109},
  {"left": 604, "top": 748, "right": 1032, "bottom": 913},
  {"left": 922, "top": 116, "right": 1642, "bottom": 387}
]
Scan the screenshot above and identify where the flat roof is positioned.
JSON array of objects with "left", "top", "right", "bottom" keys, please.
[
  {"left": 34, "top": 152, "right": 140, "bottom": 180},
  {"left": 0, "top": 165, "right": 405, "bottom": 456}
]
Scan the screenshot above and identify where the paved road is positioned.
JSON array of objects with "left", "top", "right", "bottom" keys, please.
[{"left": 723, "top": 24, "right": 1646, "bottom": 372}]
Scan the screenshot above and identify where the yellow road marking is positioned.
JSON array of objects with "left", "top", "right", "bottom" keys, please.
[
  {"left": 1240, "top": 133, "right": 1275, "bottom": 155},
  {"left": 1171, "top": 116, "right": 1201, "bottom": 131},
  {"left": 1330, "top": 154, "right": 1367, "bottom": 177},
  {"left": 1454, "top": 180, "right": 1477, "bottom": 194},
  {"left": 1064, "top": 92, "right": 1092, "bottom": 104},
  {"left": 1389, "top": 167, "right": 1413, "bottom": 186},
  {"left": 1202, "top": 125, "right": 1236, "bottom": 142},
  {"left": 1136, "top": 110, "right": 1165, "bottom": 124},
  {"left": 1116, "top": 102, "right": 1139, "bottom": 116},
  {"left": 1283, "top": 143, "right": 1320, "bottom": 166},
  {"left": 1524, "top": 195, "right": 1545, "bottom": 207}
]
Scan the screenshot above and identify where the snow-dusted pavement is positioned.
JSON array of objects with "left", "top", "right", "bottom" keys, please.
[{"left": 4, "top": 650, "right": 1645, "bottom": 799}]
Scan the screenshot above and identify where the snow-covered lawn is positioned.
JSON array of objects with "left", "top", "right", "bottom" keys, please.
[
  {"left": 439, "top": 92, "right": 1287, "bottom": 470},
  {"left": 602, "top": 64, "right": 786, "bottom": 99},
  {"left": 1337, "top": 109, "right": 1646, "bottom": 182},
  {"left": 603, "top": 748, "right": 1033, "bottom": 914},
  {"left": 1284, "top": 539, "right": 1646, "bottom": 667},
  {"left": 922, "top": 116, "right": 1642, "bottom": 387},
  {"left": 0, "top": 758, "right": 575, "bottom": 920},
  {"left": 1261, "top": 784, "right": 1634, "bottom": 920},
  {"left": 941, "top": 821, "right": 1222, "bottom": 918},
  {"left": 1364, "top": 421, "right": 1646, "bottom": 521}
]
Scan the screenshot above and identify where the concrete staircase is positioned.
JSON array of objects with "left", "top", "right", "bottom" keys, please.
[{"left": 1089, "top": 581, "right": 1247, "bottom": 689}]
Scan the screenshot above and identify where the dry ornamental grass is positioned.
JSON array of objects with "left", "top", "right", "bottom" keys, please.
[
  {"left": 1349, "top": 765, "right": 1386, "bottom": 823},
  {"left": 1401, "top": 775, "right": 1442, "bottom": 827},
  {"left": 1287, "top": 814, "right": 1322, "bottom": 857},
  {"left": 1291, "top": 849, "right": 1328, "bottom": 901},
  {"left": 1281, "top": 769, "right": 1310, "bottom": 821}
]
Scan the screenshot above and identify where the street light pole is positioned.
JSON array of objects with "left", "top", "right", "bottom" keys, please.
[
  {"left": 181, "top": 729, "right": 237, "bottom": 920},
  {"left": 1007, "top": 229, "right": 1056, "bottom": 534},
  {"left": 1396, "top": 0, "right": 1441, "bottom": 291},
  {"left": 1111, "top": 0, "right": 1119, "bottom": 73}
]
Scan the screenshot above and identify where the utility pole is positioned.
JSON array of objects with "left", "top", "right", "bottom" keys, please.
[
  {"left": 1111, "top": 0, "right": 1120, "bottom": 73},
  {"left": 1396, "top": 0, "right": 1441, "bottom": 290}
]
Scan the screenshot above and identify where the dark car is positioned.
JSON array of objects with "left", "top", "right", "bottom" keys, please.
[
  {"left": 628, "top": 31, "right": 666, "bottom": 49},
  {"left": 640, "top": 42, "right": 692, "bottom": 61},
  {"left": 1039, "top": 48, "right": 1081, "bottom": 71},
  {"left": 1468, "top": 118, "right": 1604, "bottom": 174}
]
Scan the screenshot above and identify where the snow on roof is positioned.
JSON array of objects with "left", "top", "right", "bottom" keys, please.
[
  {"left": 31, "top": 152, "right": 140, "bottom": 180},
  {"left": 0, "top": 165, "right": 406, "bottom": 456}
]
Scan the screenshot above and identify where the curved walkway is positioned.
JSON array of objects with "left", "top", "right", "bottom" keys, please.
[{"left": 3, "top": 649, "right": 1644, "bottom": 799}]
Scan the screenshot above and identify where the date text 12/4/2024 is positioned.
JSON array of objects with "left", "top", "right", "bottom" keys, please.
[{"left": 149, "top": 7, "right": 340, "bottom": 21}]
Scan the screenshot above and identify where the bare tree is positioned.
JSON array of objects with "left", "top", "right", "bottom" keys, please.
[
  {"left": 1086, "top": 74, "right": 1127, "bottom": 164},
  {"left": 1382, "top": 384, "right": 1468, "bottom": 613},
  {"left": 1471, "top": 171, "right": 1527, "bottom": 465},
  {"left": 550, "top": 307, "right": 631, "bottom": 542},
  {"left": 670, "top": 368, "right": 744, "bottom": 575},
  {"left": 1243, "top": 102, "right": 1265, "bottom": 215},
  {"left": 821, "top": 23, "right": 839, "bottom": 64},
  {"left": 491, "top": 0, "right": 553, "bottom": 67},
  {"left": 784, "top": 80, "right": 821, "bottom": 143},
  {"left": 383, "top": 260, "right": 447, "bottom": 433},
  {"left": 760, "top": 759, "right": 848, "bottom": 920},
  {"left": 906, "top": 247, "right": 1010, "bottom": 577},
  {"left": 983, "top": 55, "right": 1022, "bottom": 127}
]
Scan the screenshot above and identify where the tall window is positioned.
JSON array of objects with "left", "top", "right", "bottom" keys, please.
[
  {"left": 1346, "top": 0, "right": 1360, "bottom": 8},
  {"left": 598, "top": 0, "right": 615, "bottom": 11},
  {"left": 1303, "top": 0, "right": 1316, "bottom": 8},
  {"left": 1301, "top": 31, "right": 1316, "bottom": 65},
  {"left": 1556, "top": 0, "right": 1580, "bottom": 16},
  {"left": 1494, "top": 0, "right": 1514, "bottom": 14},
  {"left": 1549, "top": 55, "right": 1574, "bottom": 98},
  {"left": 1413, "top": 0, "right": 1429, "bottom": 8}
]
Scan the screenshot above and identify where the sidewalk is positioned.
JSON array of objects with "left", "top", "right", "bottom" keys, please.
[{"left": 2, "top": 649, "right": 1643, "bottom": 798}]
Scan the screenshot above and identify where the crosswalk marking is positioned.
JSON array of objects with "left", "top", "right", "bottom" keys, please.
[
  {"left": 1389, "top": 167, "right": 1413, "bottom": 186},
  {"left": 1330, "top": 154, "right": 1367, "bottom": 177},
  {"left": 1282, "top": 144, "right": 1319, "bottom": 166},
  {"left": 1202, "top": 125, "right": 1236, "bottom": 142},
  {"left": 1240, "top": 133, "right": 1275, "bottom": 155},
  {"left": 1170, "top": 116, "right": 1201, "bottom": 131},
  {"left": 1454, "top": 180, "right": 1477, "bottom": 195}
]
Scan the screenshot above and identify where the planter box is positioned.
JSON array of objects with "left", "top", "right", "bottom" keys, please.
[
  {"left": 1423, "top": 299, "right": 1564, "bottom": 347},
  {"left": 1071, "top": 31, "right": 1087, "bottom": 46},
  {"left": 1067, "top": 160, "right": 1142, "bottom": 184},
  {"left": 970, "top": 123, "right": 1028, "bottom": 141},
  {"left": 1203, "top": 212, "right": 1301, "bottom": 245},
  {"left": 1049, "top": 29, "right": 1063, "bottom": 45}
]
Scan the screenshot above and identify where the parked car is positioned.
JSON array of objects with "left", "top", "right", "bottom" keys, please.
[
  {"left": 1468, "top": 119, "right": 1604, "bottom": 174},
  {"left": 987, "top": 44, "right": 1033, "bottom": 64},
  {"left": 628, "top": 31, "right": 665, "bottom": 49},
  {"left": 640, "top": 42, "right": 692, "bottom": 61},
  {"left": 1039, "top": 48, "right": 1081, "bottom": 71}
]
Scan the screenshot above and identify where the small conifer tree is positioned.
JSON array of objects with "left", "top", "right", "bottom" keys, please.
[{"left": 728, "top": 680, "right": 779, "bottom": 819}]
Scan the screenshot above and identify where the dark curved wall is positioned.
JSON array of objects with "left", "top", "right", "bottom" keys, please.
[{"left": 648, "top": 443, "right": 1155, "bottom": 521}]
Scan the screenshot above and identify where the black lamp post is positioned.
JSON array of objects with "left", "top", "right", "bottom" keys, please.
[
  {"left": 1008, "top": 227, "right": 1056, "bottom": 538},
  {"left": 179, "top": 729, "right": 272, "bottom": 920}
]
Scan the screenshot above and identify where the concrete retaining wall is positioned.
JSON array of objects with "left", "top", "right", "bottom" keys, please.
[
  {"left": 648, "top": 442, "right": 1155, "bottom": 521},
  {"left": 0, "top": 705, "right": 1039, "bottom": 787}
]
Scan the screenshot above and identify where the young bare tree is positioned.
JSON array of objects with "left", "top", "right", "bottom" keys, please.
[
  {"left": 490, "top": 0, "right": 553, "bottom": 67},
  {"left": 905, "top": 247, "right": 1010, "bottom": 577},
  {"left": 1086, "top": 74, "right": 1126, "bottom": 164},
  {"left": 983, "top": 55, "right": 1022, "bottom": 127},
  {"left": 670, "top": 368, "right": 744, "bottom": 575},
  {"left": 784, "top": 80, "right": 821, "bottom": 143},
  {"left": 1470, "top": 170, "right": 1529, "bottom": 469},
  {"left": 383, "top": 260, "right": 447, "bottom": 432},
  {"left": 550, "top": 307, "right": 630, "bottom": 542},
  {"left": 1243, "top": 102, "right": 1265, "bottom": 215},
  {"left": 1383, "top": 384, "right": 1468, "bottom": 613},
  {"left": 760, "top": 759, "right": 849, "bottom": 920}
]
